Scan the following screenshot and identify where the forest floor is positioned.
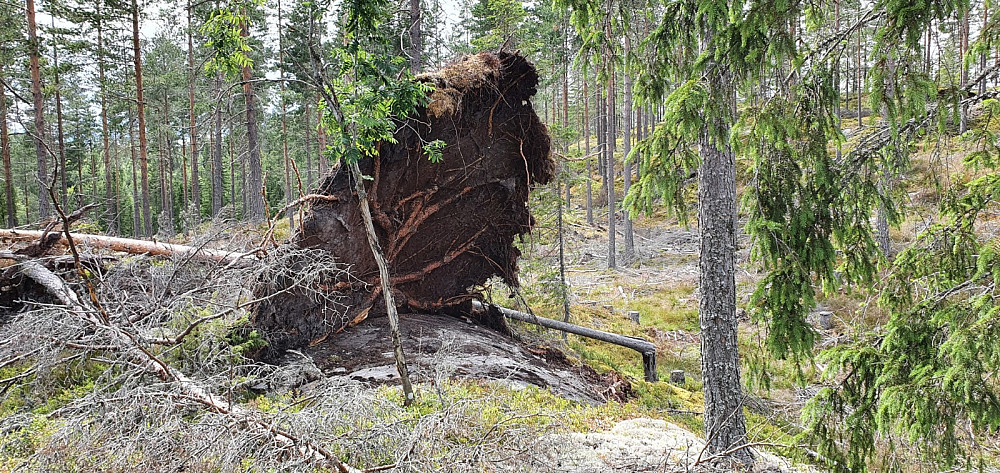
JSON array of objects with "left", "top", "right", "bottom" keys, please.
[
  {"left": 5, "top": 119, "right": 999, "bottom": 472},
  {"left": 0, "top": 199, "right": 822, "bottom": 472}
]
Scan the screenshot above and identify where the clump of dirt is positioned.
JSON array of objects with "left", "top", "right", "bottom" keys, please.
[
  {"left": 253, "top": 52, "right": 553, "bottom": 352},
  {"left": 418, "top": 53, "right": 502, "bottom": 118}
]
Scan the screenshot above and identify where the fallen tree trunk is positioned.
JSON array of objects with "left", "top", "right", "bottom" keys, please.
[
  {"left": 0, "top": 229, "right": 251, "bottom": 264},
  {"left": 253, "top": 52, "right": 554, "bottom": 351},
  {"left": 471, "top": 301, "right": 659, "bottom": 383}
]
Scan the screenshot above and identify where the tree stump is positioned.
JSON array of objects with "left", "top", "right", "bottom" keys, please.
[{"left": 670, "top": 370, "right": 686, "bottom": 385}]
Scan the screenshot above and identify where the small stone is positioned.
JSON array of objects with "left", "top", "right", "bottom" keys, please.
[
  {"left": 628, "top": 311, "right": 640, "bottom": 324},
  {"left": 670, "top": 370, "right": 685, "bottom": 384}
]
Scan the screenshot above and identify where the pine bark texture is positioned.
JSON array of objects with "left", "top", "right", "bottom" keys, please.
[
  {"left": 622, "top": 63, "right": 634, "bottom": 264},
  {"left": 1, "top": 64, "right": 14, "bottom": 227},
  {"left": 409, "top": 0, "right": 421, "bottom": 73},
  {"left": 606, "top": 69, "right": 616, "bottom": 270},
  {"left": 253, "top": 52, "right": 553, "bottom": 351},
  {"left": 584, "top": 77, "right": 593, "bottom": 226},
  {"left": 316, "top": 95, "right": 327, "bottom": 177},
  {"left": 698, "top": 53, "right": 751, "bottom": 463},
  {"left": 52, "top": 30, "right": 67, "bottom": 210},
  {"left": 132, "top": 0, "right": 152, "bottom": 236},
  {"left": 188, "top": 0, "right": 200, "bottom": 219},
  {"left": 211, "top": 74, "right": 224, "bottom": 217},
  {"left": 241, "top": 20, "right": 266, "bottom": 224},
  {"left": 304, "top": 101, "right": 314, "bottom": 189},
  {"left": 98, "top": 10, "right": 117, "bottom": 234},
  {"left": 278, "top": 0, "right": 293, "bottom": 227},
  {"left": 26, "top": 0, "right": 50, "bottom": 220}
]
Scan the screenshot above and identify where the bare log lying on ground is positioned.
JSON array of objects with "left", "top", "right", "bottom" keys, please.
[
  {"left": 0, "top": 229, "right": 252, "bottom": 264},
  {"left": 253, "top": 51, "right": 554, "bottom": 351},
  {"left": 472, "top": 301, "right": 660, "bottom": 383}
]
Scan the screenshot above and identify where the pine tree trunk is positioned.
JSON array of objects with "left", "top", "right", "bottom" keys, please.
[
  {"left": 597, "top": 93, "right": 606, "bottom": 199},
  {"left": 188, "top": 0, "right": 200, "bottom": 220},
  {"left": 278, "top": 0, "right": 294, "bottom": 227},
  {"left": 229, "top": 119, "right": 237, "bottom": 217},
  {"left": 51, "top": 22, "right": 68, "bottom": 211},
  {"left": 26, "top": 0, "right": 51, "bottom": 220},
  {"left": 856, "top": 23, "right": 862, "bottom": 128},
  {"left": 211, "top": 74, "right": 224, "bottom": 217},
  {"left": 834, "top": 0, "right": 842, "bottom": 161},
  {"left": 960, "top": 8, "right": 969, "bottom": 133},
  {"left": 622, "top": 60, "right": 634, "bottom": 264},
  {"left": 982, "top": 8, "right": 988, "bottom": 96},
  {"left": 130, "top": 115, "right": 142, "bottom": 236},
  {"left": 584, "top": 77, "right": 593, "bottom": 226},
  {"left": 132, "top": 0, "right": 152, "bottom": 237},
  {"left": 698, "top": 33, "right": 750, "bottom": 464},
  {"left": 558, "top": 172, "right": 570, "bottom": 335},
  {"left": 22, "top": 167, "right": 29, "bottom": 223},
  {"left": 606, "top": 67, "right": 616, "bottom": 270},
  {"left": 305, "top": 100, "right": 314, "bottom": 189},
  {"left": 163, "top": 93, "right": 175, "bottom": 236},
  {"left": 240, "top": 130, "right": 247, "bottom": 217},
  {"left": 161, "top": 94, "right": 175, "bottom": 236},
  {"left": 168, "top": 131, "right": 176, "bottom": 232},
  {"left": 876, "top": 58, "right": 897, "bottom": 258},
  {"left": 0, "top": 64, "right": 14, "bottom": 227},
  {"left": 159, "top": 134, "right": 173, "bottom": 235},
  {"left": 241, "top": 19, "right": 266, "bottom": 224},
  {"left": 316, "top": 95, "right": 328, "bottom": 178},
  {"left": 409, "top": 0, "right": 421, "bottom": 73},
  {"left": 181, "top": 134, "right": 189, "bottom": 231},
  {"left": 97, "top": 7, "right": 117, "bottom": 234},
  {"left": 562, "top": 46, "right": 570, "bottom": 208},
  {"left": 113, "top": 136, "right": 122, "bottom": 232},
  {"left": 88, "top": 141, "right": 96, "bottom": 209}
]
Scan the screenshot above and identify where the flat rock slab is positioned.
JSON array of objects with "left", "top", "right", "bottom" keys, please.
[
  {"left": 537, "top": 418, "right": 814, "bottom": 472},
  {"left": 305, "top": 312, "right": 619, "bottom": 404}
]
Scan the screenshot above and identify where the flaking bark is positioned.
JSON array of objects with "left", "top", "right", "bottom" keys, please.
[{"left": 697, "top": 38, "right": 751, "bottom": 463}]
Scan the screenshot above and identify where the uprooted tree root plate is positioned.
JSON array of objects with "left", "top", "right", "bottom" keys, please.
[{"left": 252, "top": 51, "right": 554, "bottom": 352}]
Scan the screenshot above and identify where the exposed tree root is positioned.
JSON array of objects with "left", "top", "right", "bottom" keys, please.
[{"left": 253, "top": 51, "right": 553, "bottom": 351}]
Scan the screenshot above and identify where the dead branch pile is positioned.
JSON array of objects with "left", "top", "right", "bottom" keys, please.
[
  {"left": 0, "top": 227, "right": 596, "bottom": 472},
  {"left": 253, "top": 51, "right": 553, "bottom": 351},
  {"left": 0, "top": 216, "right": 371, "bottom": 470}
]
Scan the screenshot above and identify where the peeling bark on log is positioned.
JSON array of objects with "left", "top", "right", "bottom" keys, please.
[
  {"left": 0, "top": 229, "right": 251, "bottom": 264},
  {"left": 253, "top": 52, "right": 554, "bottom": 351}
]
